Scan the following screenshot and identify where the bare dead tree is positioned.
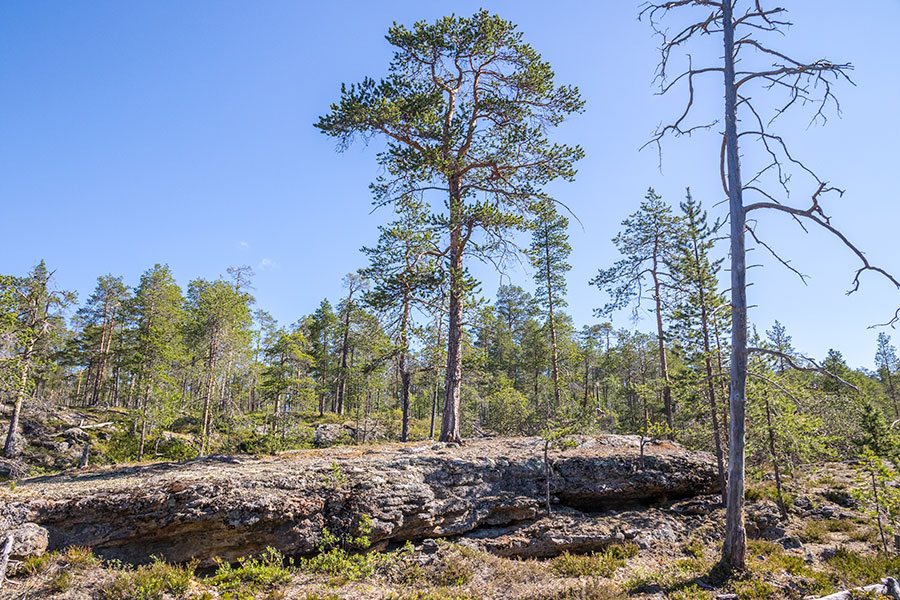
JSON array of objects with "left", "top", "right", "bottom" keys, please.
[{"left": 640, "top": 0, "right": 898, "bottom": 569}]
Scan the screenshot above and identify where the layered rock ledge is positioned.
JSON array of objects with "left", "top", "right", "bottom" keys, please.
[{"left": 0, "top": 435, "right": 719, "bottom": 565}]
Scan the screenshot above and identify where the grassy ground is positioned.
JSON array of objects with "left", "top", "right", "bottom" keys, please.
[{"left": 5, "top": 527, "right": 897, "bottom": 600}]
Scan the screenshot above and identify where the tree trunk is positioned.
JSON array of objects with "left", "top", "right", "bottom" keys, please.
[
  {"left": 721, "top": 0, "right": 749, "bottom": 570},
  {"left": 764, "top": 393, "right": 788, "bottom": 519},
  {"left": 693, "top": 224, "right": 728, "bottom": 504},
  {"left": 400, "top": 364, "right": 411, "bottom": 443},
  {"left": 0, "top": 535, "right": 13, "bottom": 592},
  {"left": 440, "top": 174, "right": 464, "bottom": 443},
  {"left": 200, "top": 336, "right": 217, "bottom": 456},
  {"left": 712, "top": 316, "right": 730, "bottom": 442},
  {"left": 336, "top": 291, "right": 354, "bottom": 416},
  {"left": 544, "top": 228, "right": 562, "bottom": 412},
  {"left": 430, "top": 380, "right": 438, "bottom": 439},
  {"left": 651, "top": 264, "right": 673, "bottom": 436},
  {"left": 706, "top": 354, "right": 727, "bottom": 505},
  {"left": 583, "top": 360, "right": 590, "bottom": 410},
  {"left": 887, "top": 371, "right": 899, "bottom": 420},
  {"left": 872, "top": 467, "right": 889, "bottom": 553},
  {"left": 319, "top": 329, "right": 329, "bottom": 416},
  {"left": 3, "top": 362, "right": 30, "bottom": 458},
  {"left": 138, "top": 417, "right": 147, "bottom": 461},
  {"left": 400, "top": 294, "right": 412, "bottom": 442}
]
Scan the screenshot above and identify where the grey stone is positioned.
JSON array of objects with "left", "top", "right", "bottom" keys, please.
[
  {"left": 780, "top": 536, "right": 802, "bottom": 550},
  {"left": 0, "top": 435, "right": 719, "bottom": 566}
]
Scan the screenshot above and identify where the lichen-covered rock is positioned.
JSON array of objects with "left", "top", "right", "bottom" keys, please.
[
  {"left": 4, "top": 523, "right": 49, "bottom": 558},
  {"left": 0, "top": 435, "right": 719, "bottom": 566},
  {"left": 312, "top": 423, "right": 355, "bottom": 448},
  {"left": 463, "top": 508, "right": 626, "bottom": 557}
]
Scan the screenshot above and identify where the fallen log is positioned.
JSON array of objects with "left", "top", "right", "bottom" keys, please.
[{"left": 77, "top": 422, "right": 114, "bottom": 430}]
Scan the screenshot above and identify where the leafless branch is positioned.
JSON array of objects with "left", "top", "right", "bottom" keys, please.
[{"left": 747, "top": 346, "right": 858, "bottom": 391}]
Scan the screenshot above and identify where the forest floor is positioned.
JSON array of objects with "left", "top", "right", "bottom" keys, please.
[{"left": 2, "top": 458, "right": 896, "bottom": 600}]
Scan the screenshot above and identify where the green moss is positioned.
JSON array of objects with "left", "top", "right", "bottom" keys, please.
[
  {"left": 744, "top": 481, "right": 794, "bottom": 510},
  {"left": 683, "top": 537, "right": 706, "bottom": 559}
]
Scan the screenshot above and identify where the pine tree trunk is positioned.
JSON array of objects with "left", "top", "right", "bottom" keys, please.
[
  {"left": 336, "top": 291, "right": 354, "bottom": 416},
  {"left": 400, "top": 294, "right": 412, "bottom": 442},
  {"left": 583, "top": 360, "right": 590, "bottom": 410},
  {"left": 706, "top": 354, "right": 727, "bottom": 504},
  {"left": 4, "top": 394, "right": 25, "bottom": 459},
  {"left": 721, "top": 0, "right": 749, "bottom": 570},
  {"left": 694, "top": 232, "right": 727, "bottom": 504},
  {"left": 430, "top": 381, "right": 438, "bottom": 439},
  {"left": 112, "top": 365, "right": 120, "bottom": 407},
  {"left": 651, "top": 259, "right": 673, "bottom": 436},
  {"left": 872, "top": 468, "right": 889, "bottom": 553},
  {"left": 887, "top": 371, "right": 899, "bottom": 420},
  {"left": 440, "top": 174, "right": 464, "bottom": 443},
  {"left": 544, "top": 228, "right": 562, "bottom": 411},
  {"left": 764, "top": 393, "right": 788, "bottom": 519},
  {"left": 138, "top": 415, "right": 147, "bottom": 461}
]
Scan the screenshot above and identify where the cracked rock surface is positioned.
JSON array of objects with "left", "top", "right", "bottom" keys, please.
[{"left": 0, "top": 435, "right": 718, "bottom": 565}]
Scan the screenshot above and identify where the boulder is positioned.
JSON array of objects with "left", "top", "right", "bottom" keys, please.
[
  {"left": 3, "top": 523, "right": 49, "bottom": 558},
  {"left": 60, "top": 427, "right": 89, "bottom": 443},
  {"left": 464, "top": 508, "right": 626, "bottom": 557},
  {"left": 0, "top": 459, "right": 27, "bottom": 480},
  {"left": 312, "top": 424, "right": 355, "bottom": 448},
  {"left": 0, "top": 435, "right": 719, "bottom": 566}
]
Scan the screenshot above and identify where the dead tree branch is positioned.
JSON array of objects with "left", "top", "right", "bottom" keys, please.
[{"left": 748, "top": 346, "right": 858, "bottom": 391}]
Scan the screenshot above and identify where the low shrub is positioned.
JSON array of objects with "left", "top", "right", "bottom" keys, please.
[{"left": 103, "top": 556, "right": 196, "bottom": 600}]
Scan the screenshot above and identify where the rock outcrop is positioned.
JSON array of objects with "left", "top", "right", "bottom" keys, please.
[{"left": 0, "top": 435, "right": 718, "bottom": 565}]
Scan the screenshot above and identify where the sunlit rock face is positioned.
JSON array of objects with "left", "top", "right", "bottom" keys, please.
[{"left": 0, "top": 435, "right": 719, "bottom": 565}]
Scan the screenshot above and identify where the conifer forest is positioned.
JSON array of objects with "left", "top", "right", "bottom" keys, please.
[{"left": 3, "top": 4, "right": 900, "bottom": 600}]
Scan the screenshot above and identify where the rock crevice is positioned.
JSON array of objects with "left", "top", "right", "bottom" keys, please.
[{"left": 0, "top": 435, "right": 719, "bottom": 565}]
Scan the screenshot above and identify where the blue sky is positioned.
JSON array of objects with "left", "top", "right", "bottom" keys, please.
[{"left": 1, "top": 2, "right": 898, "bottom": 369}]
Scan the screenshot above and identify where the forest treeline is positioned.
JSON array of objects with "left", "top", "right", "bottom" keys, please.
[{"left": 3, "top": 186, "right": 898, "bottom": 490}]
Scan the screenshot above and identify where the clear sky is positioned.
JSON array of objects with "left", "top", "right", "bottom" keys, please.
[{"left": 2, "top": 2, "right": 898, "bottom": 370}]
